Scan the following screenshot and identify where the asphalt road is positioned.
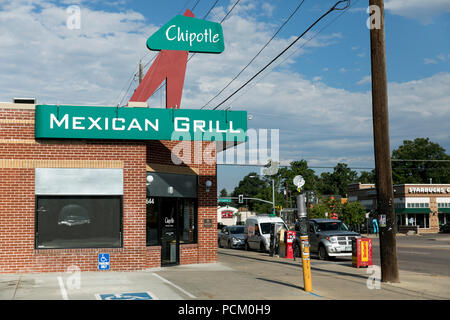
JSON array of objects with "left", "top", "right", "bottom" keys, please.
[{"left": 369, "top": 234, "right": 450, "bottom": 277}]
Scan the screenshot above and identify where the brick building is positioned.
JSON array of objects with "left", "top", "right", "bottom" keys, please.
[
  {"left": 0, "top": 101, "right": 245, "bottom": 273},
  {"left": 348, "top": 183, "right": 450, "bottom": 234}
]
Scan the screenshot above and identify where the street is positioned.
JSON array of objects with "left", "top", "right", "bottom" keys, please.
[{"left": 370, "top": 234, "right": 450, "bottom": 277}]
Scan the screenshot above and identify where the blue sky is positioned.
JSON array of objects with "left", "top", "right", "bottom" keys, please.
[{"left": 1, "top": 0, "right": 449, "bottom": 193}]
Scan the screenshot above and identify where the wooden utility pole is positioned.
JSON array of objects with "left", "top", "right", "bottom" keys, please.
[{"left": 369, "top": 0, "right": 399, "bottom": 283}]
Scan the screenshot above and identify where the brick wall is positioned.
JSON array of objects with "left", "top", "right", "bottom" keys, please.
[{"left": 0, "top": 107, "right": 217, "bottom": 273}]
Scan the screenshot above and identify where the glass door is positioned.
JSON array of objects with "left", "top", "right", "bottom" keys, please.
[{"left": 160, "top": 198, "right": 179, "bottom": 266}]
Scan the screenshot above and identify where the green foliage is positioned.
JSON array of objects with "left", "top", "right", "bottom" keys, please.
[
  {"left": 341, "top": 202, "right": 366, "bottom": 227},
  {"left": 309, "top": 203, "right": 328, "bottom": 219},
  {"left": 219, "top": 188, "right": 228, "bottom": 197},
  {"left": 358, "top": 170, "right": 375, "bottom": 184},
  {"left": 392, "top": 138, "right": 450, "bottom": 184},
  {"left": 317, "top": 163, "right": 358, "bottom": 197}
]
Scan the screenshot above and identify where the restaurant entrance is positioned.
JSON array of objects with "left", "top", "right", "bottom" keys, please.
[{"left": 146, "top": 171, "right": 198, "bottom": 266}]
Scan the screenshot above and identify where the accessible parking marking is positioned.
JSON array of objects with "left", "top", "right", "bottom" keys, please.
[{"left": 95, "top": 291, "right": 158, "bottom": 300}]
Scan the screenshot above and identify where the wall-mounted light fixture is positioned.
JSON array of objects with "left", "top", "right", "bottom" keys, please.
[
  {"left": 168, "top": 186, "right": 174, "bottom": 195},
  {"left": 205, "top": 180, "right": 213, "bottom": 193},
  {"left": 146, "top": 175, "right": 154, "bottom": 187}
]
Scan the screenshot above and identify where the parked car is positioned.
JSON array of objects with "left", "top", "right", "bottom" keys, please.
[
  {"left": 244, "top": 215, "right": 288, "bottom": 252},
  {"left": 294, "top": 219, "right": 361, "bottom": 260},
  {"left": 440, "top": 222, "right": 450, "bottom": 233},
  {"left": 218, "top": 225, "right": 246, "bottom": 249}
]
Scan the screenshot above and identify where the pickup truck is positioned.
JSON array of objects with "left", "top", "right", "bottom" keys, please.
[{"left": 293, "top": 218, "right": 361, "bottom": 260}]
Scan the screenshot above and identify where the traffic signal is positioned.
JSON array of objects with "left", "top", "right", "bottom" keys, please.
[{"left": 238, "top": 194, "right": 244, "bottom": 204}]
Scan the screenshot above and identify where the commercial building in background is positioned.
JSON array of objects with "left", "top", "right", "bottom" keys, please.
[{"left": 348, "top": 183, "right": 450, "bottom": 234}]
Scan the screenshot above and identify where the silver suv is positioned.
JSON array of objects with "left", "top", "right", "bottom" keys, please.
[{"left": 294, "top": 219, "right": 361, "bottom": 260}]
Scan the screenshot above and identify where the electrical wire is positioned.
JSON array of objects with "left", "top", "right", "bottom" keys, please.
[
  {"left": 152, "top": 0, "right": 242, "bottom": 102},
  {"left": 200, "top": 0, "right": 307, "bottom": 109},
  {"left": 211, "top": 0, "right": 350, "bottom": 110},
  {"left": 221, "top": 0, "right": 359, "bottom": 110},
  {"left": 191, "top": 0, "right": 201, "bottom": 11}
]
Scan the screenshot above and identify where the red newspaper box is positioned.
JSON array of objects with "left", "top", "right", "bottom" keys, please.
[
  {"left": 285, "top": 230, "right": 296, "bottom": 259},
  {"left": 352, "top": 238, "right": 373, "bottom": 268}
]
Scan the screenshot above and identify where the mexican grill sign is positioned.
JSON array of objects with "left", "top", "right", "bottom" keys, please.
[
  {"left": 146, "top": 15, "right": 224, "bottom": 53},
  {"left": 35, "top": 105, "right": 247, "bottom": 142}
]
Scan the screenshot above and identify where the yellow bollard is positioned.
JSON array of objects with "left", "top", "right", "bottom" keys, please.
[{"left": 300, "top": 235, "right": 312, "bottom": 292}]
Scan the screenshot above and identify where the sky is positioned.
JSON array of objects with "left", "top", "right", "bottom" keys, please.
[{"left": 1, "top": 0, "right": 449, "bottom": 194}]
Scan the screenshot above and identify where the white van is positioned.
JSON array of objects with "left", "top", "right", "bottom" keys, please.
[{"left": 244, "top": 215, "right": 288, "bottom": 252}]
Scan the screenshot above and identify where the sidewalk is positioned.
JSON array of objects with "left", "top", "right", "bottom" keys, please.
[{"left": 1, "top": 251, "right": 449, "bottom": 300}]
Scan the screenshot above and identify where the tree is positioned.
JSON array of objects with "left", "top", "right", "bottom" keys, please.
[
  {"left": 317, "top": 163, "right": 358, "bottom": 197},
  {"left": 219, "top": 188, "right": 228, "bottom": 197},
  {"left": 358, "top": 170, "right": 376, "bottom": 184},
  {"left": 341, "top": 202, "right": 366, "bottom": 231},
  {"left": 391, "top": 138, "right": 450, "bottom": 184},
  {"left": 231, "top": 173, "right": 267, "bottom": 211},
  {"left": 278, "top": 160, "right": 319, "bottom": 208},
  {"left": 309, "top": 203, "right": 328, "bottom": 219}
]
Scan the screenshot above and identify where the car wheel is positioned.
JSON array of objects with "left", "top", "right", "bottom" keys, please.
[{"left": 318, "top": 245, "right": 329, "bottom": 261}]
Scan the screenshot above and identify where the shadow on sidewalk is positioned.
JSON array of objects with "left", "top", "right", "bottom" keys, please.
[
  {"left": 255, "top": 277, "right": 304, "bottom": 290},
  {"left": 219, "top": 251, "right": 369, "bottom": 281}
]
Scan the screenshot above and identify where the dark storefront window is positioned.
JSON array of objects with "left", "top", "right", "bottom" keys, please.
[
  {"left": 36, "top": 196, "right": 122, "bottom": 249},
  {"left": 180, "top": 199, "right": 196, "bottom": 244},
  {"left": 146, "top": 197, "right": 197, "bottom": 246},
  {"left": 146, "top": 198, "right": 160, "bottom": 246}
]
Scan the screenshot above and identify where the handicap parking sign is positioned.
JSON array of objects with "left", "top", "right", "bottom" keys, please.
[
  {"left": 96, "top": 292, "right": 155, "bottom": 300},
  {"left": 98, "top": 253, "right": 110, "bottom": 270}
]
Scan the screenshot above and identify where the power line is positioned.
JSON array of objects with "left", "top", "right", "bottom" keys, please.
[
  {"left": 212, "top": 0, "right": 351, "bottom": 110},
  {"left": 152, "top": 0, "right": 242, "bottom": 102},
  {"left": 187, "top": 0, "right": 241, "bottom": 63},
  {"left": 223, "top": 0, "right": 359, "bottom": 111},
  {"left": 201, "top": 0, "right": 307, "bottom": 110},
  {"left": 191, "top": 0, "right": 202, "bottom": 11}
]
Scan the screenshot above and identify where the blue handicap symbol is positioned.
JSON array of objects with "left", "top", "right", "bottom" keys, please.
[
  {"left": 98, "top": 253, "right": 110, "bottom": 270},
  {"left": 98, "top": 292, "right": 154, "bottom": 300}
]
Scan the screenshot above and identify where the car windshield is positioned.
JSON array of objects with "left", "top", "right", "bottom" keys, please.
[
  {"left": 316, "top": 221, "right": 349, "bottom": 232},
  {"left": 229, "top": 226, "right": 244, "bottom": 234}
]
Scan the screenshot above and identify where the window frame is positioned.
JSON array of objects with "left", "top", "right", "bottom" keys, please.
[{"left": 35, "top": 195, "right": 123, "bottom": 250}]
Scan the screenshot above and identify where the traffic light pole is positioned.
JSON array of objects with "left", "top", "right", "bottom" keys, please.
[
  {"left": 296, "top": 194, "right": 312, "bottom": 292},
  {"left": 369, "top": 0, "right": 399, "bottom": 283}
]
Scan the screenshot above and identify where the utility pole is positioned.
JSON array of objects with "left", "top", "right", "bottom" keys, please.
[
  {"left": 369, "top": 0, "right": 399, "bottom": 283},
  {"left": 139, "top": 60, "right": 143, "bottom": 84}
]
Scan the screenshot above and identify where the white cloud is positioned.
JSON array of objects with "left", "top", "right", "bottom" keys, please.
[
  {"left": 385, "top": 0, "right": 450, "bottom": 24},
  {"left": 1, "top": 0, "right": 449, "bottom": 171},
  {"left": 424, "top": 58, "right": 438, "bottom": 65},
  {"left": 357, "top": 75, "right": 371, "bottom": 85}
]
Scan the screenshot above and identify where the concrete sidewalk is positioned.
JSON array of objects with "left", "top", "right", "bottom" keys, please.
[{"left": 1, "top": 251, "right": 449, "bottom": 300}]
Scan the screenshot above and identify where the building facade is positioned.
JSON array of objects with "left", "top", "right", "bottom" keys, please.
[
  {"left": 348, "top": 183, "right": 450, "bottom": 234},
  {"left": 0, "top": 102, "right": 242, "bottom": 273}
]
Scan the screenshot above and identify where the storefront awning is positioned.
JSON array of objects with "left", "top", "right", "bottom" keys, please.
[{"left": 395, "top": 208, "right": 431, "bottom": 214}]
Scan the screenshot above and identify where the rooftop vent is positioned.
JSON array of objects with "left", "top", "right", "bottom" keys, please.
[{"left": 13, "top": 98, "right": 35, "bottom": 104}]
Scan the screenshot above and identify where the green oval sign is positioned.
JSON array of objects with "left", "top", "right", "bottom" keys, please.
[{"left": 147, "top": 15, "right": 225, "bottom": 54}]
